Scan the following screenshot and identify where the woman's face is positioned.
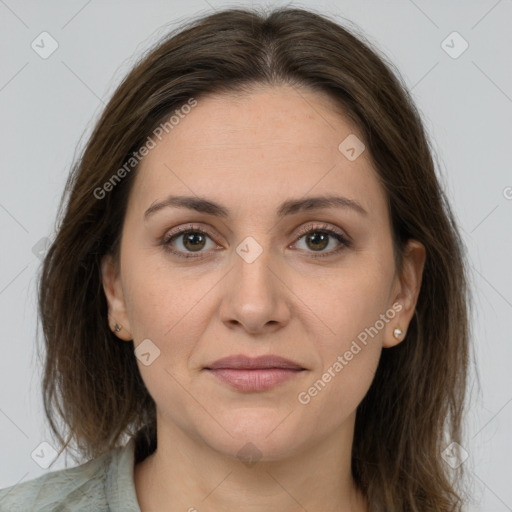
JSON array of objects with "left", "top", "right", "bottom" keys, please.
[{"left": 102, "top": 84, "right": 424, "bottom": 461}]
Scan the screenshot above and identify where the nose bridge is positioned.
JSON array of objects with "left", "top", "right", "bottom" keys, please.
[
  {"left": 220, "top": 233, "right": 290, "bottom": 332},
  {"left": 234, "top": 234, "right": 277, "bottom": 305}
]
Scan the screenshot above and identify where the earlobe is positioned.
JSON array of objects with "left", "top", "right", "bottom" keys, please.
[
  {"left": 384, "top": 323, "right": 407, "bottom": 348},
  {"left": 393, "top": 327, "right": 404, "bottom": 341},
  {"left": 384, "top": 239, "right": 426, "bottom": 348},
  {"left": 101, "top": 253, "right": 133, "bottom": 341}
]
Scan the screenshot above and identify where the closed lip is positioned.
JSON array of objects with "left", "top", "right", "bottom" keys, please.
[{"left": 204, "top": 354, "right": 305, "bottom": 371}]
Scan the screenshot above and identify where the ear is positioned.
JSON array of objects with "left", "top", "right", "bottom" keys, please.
[
  {"left": 101, "top": 253, "right": 133, "bottom": 341},
  {"left": 384, "top": 239, "right": 426, "bottom": 348}
]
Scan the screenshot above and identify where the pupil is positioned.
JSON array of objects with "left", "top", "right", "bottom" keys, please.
[
  {"left": 308, "top": 232, "right": 328, "bottom": 251},
  {"left": 184, "top": 232, "right": 205, "bottom": 251}
]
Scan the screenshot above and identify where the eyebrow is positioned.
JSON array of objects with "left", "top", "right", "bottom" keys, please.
[{"left": 144, "top": 194, "right": 368, "bottom": 220}]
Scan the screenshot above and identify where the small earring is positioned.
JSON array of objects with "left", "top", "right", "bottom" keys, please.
[
  {"left": 393, "top": 327, "right": 403, "bottom": 339},
  {"left": 114, "top": 323, "right": 121, "bottom": 332}
]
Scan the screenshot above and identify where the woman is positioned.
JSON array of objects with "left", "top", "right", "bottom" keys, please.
[{"left": 0, "top": 6, "right": 471, "bottom": 511}]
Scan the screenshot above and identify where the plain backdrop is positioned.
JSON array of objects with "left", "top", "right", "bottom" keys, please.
[{"left": 1, "top": 0, "right": 511, "bottom": 510}]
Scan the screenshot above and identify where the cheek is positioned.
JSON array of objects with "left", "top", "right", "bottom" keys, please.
[
  {"left": 301, "top": 269, "right": 391, "bottom": 418},
  {"left": 310, "top": 348, "right": 381, "bottom": 436},
  {"left": 121, "top": 249, "right": 179, "bottom": 329},
  {"left": 313, "top": 264, "right": 392, "bottom": 346},
  {"left": 122, "top": 256, "right": 219, "bottom": 362},
  {"left": 300, "top": 324, "right": 382, "bottom": 434}
]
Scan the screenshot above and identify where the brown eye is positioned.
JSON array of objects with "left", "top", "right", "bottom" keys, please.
[
  {"left": 303, "top": 232, "right": 330, "bottom": 251},
  {"left": 180, "top": 231, "right": 207, "bottom": 252},
  {"left": 162, "top": 227, "right": 218, "bottom": 258},
  {"left": 293, "top": 224, "right": 351, "bottom": 258}
]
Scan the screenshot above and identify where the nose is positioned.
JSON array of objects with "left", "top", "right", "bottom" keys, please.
[{"left": 219, "top": 241, "right": 291, "bottom": 335}]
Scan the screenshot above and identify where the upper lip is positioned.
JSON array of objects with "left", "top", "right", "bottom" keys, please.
[{"left": 205, "top": 354, "right": 305, "bottom": 370}]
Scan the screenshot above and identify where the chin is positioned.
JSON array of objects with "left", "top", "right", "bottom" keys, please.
[{"left": 195, "top": 408, "right": 310, "bottom": 462}]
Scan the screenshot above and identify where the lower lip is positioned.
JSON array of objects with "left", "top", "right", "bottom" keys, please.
[{"left": 206, "top": 368, "right": 304, "bottom": 392}]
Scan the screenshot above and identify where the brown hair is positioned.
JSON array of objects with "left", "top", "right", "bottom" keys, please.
[{"left": 37, "top": 6, "right": 472, "bottom": 511}]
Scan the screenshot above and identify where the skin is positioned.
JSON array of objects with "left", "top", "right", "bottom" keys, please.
[{"left": 101, "top": 84, "right": 426, "bottom": 512}]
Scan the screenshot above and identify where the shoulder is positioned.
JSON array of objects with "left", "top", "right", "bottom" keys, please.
[{"left": 0, "top": 442, "right": 135, "bottom": 512}]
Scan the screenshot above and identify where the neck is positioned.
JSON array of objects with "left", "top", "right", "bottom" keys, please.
[{"left": 134, "top": 412, "right": 368, "bottom": 512}]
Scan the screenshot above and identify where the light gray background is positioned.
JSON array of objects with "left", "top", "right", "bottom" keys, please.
[{"left": 1, "top": 0, "right": 511, "bottom": 510}]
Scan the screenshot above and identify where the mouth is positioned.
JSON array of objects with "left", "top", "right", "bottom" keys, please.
[{"left": 204, "top": 354, "right": 306, "bottom": 392}]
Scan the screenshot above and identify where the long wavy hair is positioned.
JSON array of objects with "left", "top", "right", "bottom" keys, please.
[{"left": 37, "top": 6, "right": 472, "bottom": 511}]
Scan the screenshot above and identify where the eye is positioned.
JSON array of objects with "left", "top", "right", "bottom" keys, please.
[
  {"left": 291, "top": 223, "right": 351, "bottom": 258},
  {"left": 161, "top": 225, "right": 219, "bottom": 259},
  {"left": 160, "top": 222, "right": 351, "bottom": 259}
]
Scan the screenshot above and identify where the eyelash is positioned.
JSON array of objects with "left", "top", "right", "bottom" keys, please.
[{"left": 160, "top": 223, "right": 351, "bottom": 259}]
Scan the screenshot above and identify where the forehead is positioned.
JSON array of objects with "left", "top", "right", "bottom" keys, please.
[{"left": 129, "top": 85, "right": 387, "bottom": 222}]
